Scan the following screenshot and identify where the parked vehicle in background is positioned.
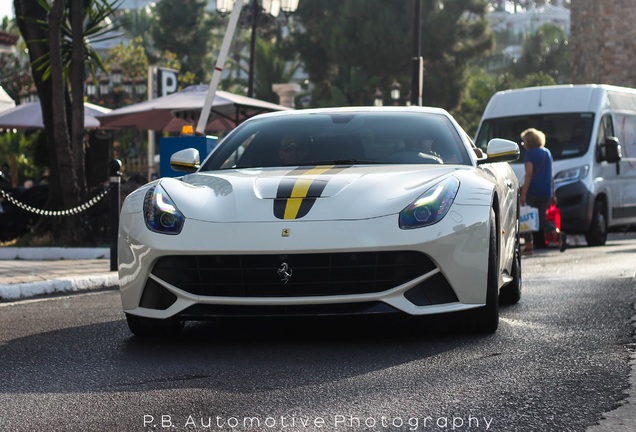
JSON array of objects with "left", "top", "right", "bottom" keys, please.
[{"left": 475, "top": 84, "right": 635, "bottom": 246}]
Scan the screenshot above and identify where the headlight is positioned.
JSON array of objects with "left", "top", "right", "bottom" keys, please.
[
  {"left": 143, "top": 185, "right": 185, "bottom": 235},
  {"left": 399, "top": 177, "right": 460, "bottom": 229},
  {"left": 554, "top": 165, "right": 589, "bottom": 186}
]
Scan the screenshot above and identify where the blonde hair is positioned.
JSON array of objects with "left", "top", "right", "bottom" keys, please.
[{"left": 520, "top": 128, "right": 546, "bottom": 148}]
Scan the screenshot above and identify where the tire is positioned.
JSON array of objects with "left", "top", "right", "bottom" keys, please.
[
  {"left": 470, "top": 209, "right": 500, "bottom": 333},
  {"left": 125, "top": 313, "right": 184, "bottom": 338},
  {"left": 585, "top": 200, "right": 607, "bottom": 246},
  {"left": 500, "top": 219, "right": 522, "bottom": 304}
]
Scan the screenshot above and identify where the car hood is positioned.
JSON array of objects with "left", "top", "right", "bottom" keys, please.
[{"left": 158, "top": 165, "right": 465, "bottom": 222}]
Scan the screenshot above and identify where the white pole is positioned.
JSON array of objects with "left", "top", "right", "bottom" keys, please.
[
  {"left": 147, "top": 65, "right": 155, "bottom": 180},
  {"left": 196, "top": 0, "right": 245, "bottom": 135}
]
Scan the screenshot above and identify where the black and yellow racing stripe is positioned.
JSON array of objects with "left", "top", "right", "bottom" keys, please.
[{"left": 274, "top": 166, "right": 350, "bottom": 219}]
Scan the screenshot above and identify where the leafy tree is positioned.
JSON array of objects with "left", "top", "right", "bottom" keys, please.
[
  {"left": 105, "top": 36, "right": 149, "bottom": 81},
  {"left": 252, "top": 33, "right": 302, "bottom": 103},
  {"left": 486, "top": 0, "right": 567, "bottom": 12},
  {"left": 13, "top": 0, "right": 116, "bottom": 245},
  {"left": 292, "top": 0, "right": 493, "bottom": 111},
  {"left": 421, "top": 0, "right": 494, "bottom": 109},
  {"left": 0, "top": 130, "right": 45, "bottom": 186},
  {"left": 116, "top": 4, "right": 154, "bottom": 53},
  {"left": 455, "top": 66, "right": 556, "bottom": 136},
  {"left": 512, "top": 23, "right": 569, "bottom": 83},
  {"left": 149, "top": 0, "right": 219, "bottom": 84},
  {"left": 0, "top": 47, "right": 33, "bottom": 107},
  {"left": 292, "top": 0, "right": 411, "bottom": 107}
]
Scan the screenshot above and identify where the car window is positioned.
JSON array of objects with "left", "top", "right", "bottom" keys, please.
[{"left": 201, "top": 112, "right": 472, "bottom": 171}]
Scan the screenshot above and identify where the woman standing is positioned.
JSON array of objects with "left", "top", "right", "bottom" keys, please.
[{"left": 520, "top": 128, "right": 565, "bottom": 254}]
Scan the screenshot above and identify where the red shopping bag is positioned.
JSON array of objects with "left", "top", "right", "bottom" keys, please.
[{"left": 544, "top": 204, "right": 561, "bottom": 246}]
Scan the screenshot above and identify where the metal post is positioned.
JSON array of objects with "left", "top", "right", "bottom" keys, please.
[
  {"left": 109, "top": 159, "right": 122, "bottom": 272},
  {"left": 197, "top": 0, "right": 245, "bottom": 134},
  {"left": 410, "top": 0, "right": 422, "bottom": 106},
  {"left": 247, "top": 7, "right": 258, "bottom": 98},
  {"left": 147, "top": 66, "right": 156, "bottom": 181}
]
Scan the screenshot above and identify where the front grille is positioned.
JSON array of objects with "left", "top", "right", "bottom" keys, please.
[
  {"left": 177, "top": 302, "right": 399, "bottom": 318},
  {"left": 151, "top": 251, "right": 436, "bottom": 297}
]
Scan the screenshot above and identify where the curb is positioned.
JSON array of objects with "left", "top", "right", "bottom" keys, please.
[
  {"left": 0, "top": 273, "right": 119, "bottom": 301},
  {"left": 0, "top": 247, "right": 110, "bottom": 260},
  {"left": 0, "top": 247, "right": 117, "bottom": 301}
]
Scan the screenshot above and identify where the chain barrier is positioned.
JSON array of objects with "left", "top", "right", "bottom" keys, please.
[{"left": 0, "top": 187, "right": 109, "bottom": 217}]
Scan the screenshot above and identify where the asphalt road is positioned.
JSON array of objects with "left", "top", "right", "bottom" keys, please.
[{"left": 0, "top": 234, "right": 634, "bottom": 432}]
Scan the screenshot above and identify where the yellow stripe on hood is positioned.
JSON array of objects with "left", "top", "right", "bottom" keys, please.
[{"left": 284, "top": 166, "right": 335, "bottom": 219}]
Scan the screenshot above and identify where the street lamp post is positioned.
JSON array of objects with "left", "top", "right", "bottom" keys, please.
[
  {"left": 390, "top": 80, "right": 401, "bottom": 105},
  {"left": 216, "top": 0, "right": 300, "bottom": 98},
  {"left": 373, "top": 88, "right": 384, "bottom": 106},
  {"left": 372, "top": 80, "right": 401, "bottom": 106},
  {"left": 411, "top": 0, "right": 423, "bottom": 106}
]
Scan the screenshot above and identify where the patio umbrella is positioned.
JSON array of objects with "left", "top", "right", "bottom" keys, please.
[
  {"left": 0, "top": 101, "right": 111, "bottom": 129},
  {"left": 95, "top": 84, "right": 292, "bottom": 133},
  {"left": 0, "top": 86, "right": 15, "bottom": 113}
]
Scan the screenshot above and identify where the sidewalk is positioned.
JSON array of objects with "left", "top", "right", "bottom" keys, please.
[{"left": 0, "top": 248, "right": 118, "bottom": 301}]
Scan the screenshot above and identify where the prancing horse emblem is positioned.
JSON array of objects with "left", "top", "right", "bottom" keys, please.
[{"left": 277, "top": 262, "right": 293, "bottom": 284}]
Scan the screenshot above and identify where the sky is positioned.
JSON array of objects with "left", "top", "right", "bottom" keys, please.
[{"left": 0, "top": 2, "right": 14, "bottom": 21}]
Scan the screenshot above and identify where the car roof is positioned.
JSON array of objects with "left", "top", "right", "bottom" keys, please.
[{"left": 246, "top": 106, "right": 453, "bottom": 122}]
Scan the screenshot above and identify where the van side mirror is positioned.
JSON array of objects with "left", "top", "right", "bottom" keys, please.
[
  {"left": 170, "top": 148, "right": 200, "bottom": 172},
  {"left": 602, "top": 137, "right": 622, "bottom": 163}
]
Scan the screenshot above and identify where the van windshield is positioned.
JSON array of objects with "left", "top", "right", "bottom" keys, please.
[{"left": 475, "top": 113, "right": 595, "bottom": 163}]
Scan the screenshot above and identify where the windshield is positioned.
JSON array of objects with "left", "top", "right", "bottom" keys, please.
[
  {"left": 475, "top": 113, "right": 595, "bottom": 163},
  {"left": 200, "top": 112, "right": 472, "bottom": 171}
]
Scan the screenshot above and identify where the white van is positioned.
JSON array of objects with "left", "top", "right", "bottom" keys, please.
[{"left": 474, "top": 84, "right": 633, "bottom": 246}]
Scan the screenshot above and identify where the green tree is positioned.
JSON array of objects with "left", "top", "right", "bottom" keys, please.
[
  {"left": 422, "top": 0, "right": 494, "bottom": 109},
  {"left": 14, "top": 0, "right": 116, "bottom": 245},
  {"left": 292, "top": 0, "right": 493, "bottom": 110},
  {"left": 455, "top": 66, "right": 556, "bottom": 136},
  {"left": 0, "top": 130, "right": 45, "bottom": 187},
  {"left": 512, "top": 23, "right": 569, "bottom": 83},
  {"left": 252, "top": 34, "right": 302, "bottom": 103},
  {"left": 149, "top": 0, "right": 218, "bottom": 84},
  {"left": 116, "top": 4, "right": 154, "bottom": 52}
]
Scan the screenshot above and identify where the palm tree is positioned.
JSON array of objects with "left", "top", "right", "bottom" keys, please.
[
  {"left": 253, "top": 36, "right": 302, "bottom": 103},
  {"left": 14, "top": 0, "right": 118, "bottom": 245}
]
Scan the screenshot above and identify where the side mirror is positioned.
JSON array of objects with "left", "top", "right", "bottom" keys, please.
[
  {"left": 602, "top": 137, "right": 622, "bottom": 163},
  {"left": 170, "top": 148, "right": 200, "bottom": 172},
  {"left": 478, "top": 138, "right": 520, "bottom": 165}
]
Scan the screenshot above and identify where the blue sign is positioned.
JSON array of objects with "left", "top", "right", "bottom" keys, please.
[{"left": 159, "top": 135, "right": 218, "bottom": 177}]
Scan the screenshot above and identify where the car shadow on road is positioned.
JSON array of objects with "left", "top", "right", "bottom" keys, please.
[{"left": 1, "top": 308, "right": 509, "bottom": 395}]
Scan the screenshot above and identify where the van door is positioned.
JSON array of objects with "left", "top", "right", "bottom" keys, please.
[
  {"left": 612, "top": 112, "right": 636, "bottom": 225},
  {"left": 594, "top": 114, "right": 619, "bottom": 226}
]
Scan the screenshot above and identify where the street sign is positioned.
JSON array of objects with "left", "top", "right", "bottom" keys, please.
[{"left": 157, "top": 67, "right": 178, "bottom": 97}]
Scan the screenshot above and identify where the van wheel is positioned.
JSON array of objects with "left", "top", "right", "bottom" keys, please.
[{"left": 585, "top": 200, "right": 607, "bottom": 246}]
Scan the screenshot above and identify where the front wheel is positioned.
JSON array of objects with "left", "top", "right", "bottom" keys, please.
[
  {"left": 585, "top": 200, "right": 607, "bottom": 246},
  {"left": 125, "top": 313, "right": 184, "bottom": 338},
  {"left": 469, "top": 209, "right": 500, "bottom": 333},
  {"left": 500, "top": 225, "right": 522, "bottom": 304}
]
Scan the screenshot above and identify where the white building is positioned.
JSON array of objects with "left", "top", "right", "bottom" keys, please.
[{"left": 487, "top": 3, "right": 570, "bottom": 60}]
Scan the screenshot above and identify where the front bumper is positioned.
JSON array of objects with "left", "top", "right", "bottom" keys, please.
[
  {"left": 555, "top": 181, "right": 594, "bottom": 233},
  {"left": 118, "top": 205, "right": 491, "bottom": 320}
]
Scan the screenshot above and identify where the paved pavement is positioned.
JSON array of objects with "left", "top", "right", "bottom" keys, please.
[
  {"left": 0, "top": 248, "right": 118, "bottom": 301},
  {"left": 0, "top": 245, "right": 634, "bottom": 431}
]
